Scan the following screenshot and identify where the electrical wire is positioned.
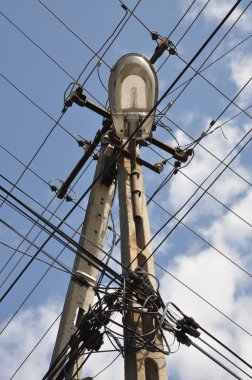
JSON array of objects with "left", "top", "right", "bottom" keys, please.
[
  {"left": 92, "top": 353, "right": 122, "bottom": 379},
  {"left": 2, "top": 3, "right": 248, "bottom": 378},
  {"left": 198, "top": 336, "right": 252, "bottom": 378},
  {"left": 9, "top": 312, "right": 62, "bottom": 380},
  {"left": 0, "top": 11, "right": 104, "bottom": 107},
  {"left": 78, "top": 4, "right": 129, "bottom": 86},
  {"left": 0, "top": 241, "right": 70, "bottom": 273},
  {"left": 146, "top": 167, "right": 175, "bottom": 205},
  {"left": 164, "top": 113, "right": 252, "bottom": 188},
  {"left": 0, "top": 142, "right": 99, "bottom": 285},
  {"left": 146, "top": 144, "right": 252, "bottom": 241},
  {"left": 167, "top": 0, "right": 198, "bottom": 38},
  {"left": 190, "top": 340, "right": 244, "bottom": 380},
  {"left": 0, "top": 0, "right": 222, "bottom": 312},
  {"left": 148, "top": 195, "right": 252, "bottom": 279},
  {"left": 157, "top": 0, "right": 212, "bottom": 72},
  {"left": 0, "top": 219, "right": 74, "bottom": 275},
  {"left": 36, "top": 0, "right": 111, "bottom": 69},
  {"left": 155, "top": 260, "right": 251, "bottom": 337},
  {"left": 131, "top": 123, "right": 252, "bottom": 270},
  {"left": 161, "top": 1, "right": 252, "bottom": 118},
  {"left": 0, "top": 3, "right": 238, "bottom": 340},
  {"left": 0, "top": 186, "right": 124, "bottom": 285},
  {"left": 0, "top": 11, "right": 78, "bottom": 83}
]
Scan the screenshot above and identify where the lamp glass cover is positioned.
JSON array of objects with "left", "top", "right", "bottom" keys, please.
[{"left": 108, "top": 53, "right": 158, "bottom": 139}]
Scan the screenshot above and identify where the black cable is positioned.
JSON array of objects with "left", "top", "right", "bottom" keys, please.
[
  {"left": 148, "top": 196, "right": 252, "bottom": 279},
  {"left": 146, "top": 145, "right": 252, "bottom": 242},
  {"left": 165, "top": 113, "right": 252, "bottom": 188},
  {"left": 0, "top": 195, "right": 120, "bottom": 284},
  {"left": 0, "top": 186, "right": 123, "bottom": 285},
  {"left": 97, "top": 65, "right": 108, "bottom": 93},
  {"left": 0, "top": 11, "right": 79, "bottom": 83},
  {"left": 139, "top": 128, "right": 252, "bottom": 277},
  {"left": 0, "top": 219, "right": 74, "bottom": 275},
  {"left": 211, "top": 75, "right": 252, "bottom": 128},
  {"left": 118, "top": 0, "right": 152, "bottom": 34},
  {"left": 0, "top": 241, "right": 69, "bottom": 273},
  {"left": 163, "top": 1, "right": 252, "bottom": 116},
  {"left": 215, "top": 103, "right": 252, "bottom": 130},
  {"left": 92, "top": 353, "right": 122, "bottom": 378},
  {"left": 9, "top": 312, "right": 62, "bottom": 380},
  {"left": 146, "top": 168, "right": 175, "bottom": 205},
  {"left": 80, "top": 1, "right": 141, "bottom": 88},
  {"left": 199, "top": 325, "right": 252, "bottom": 370},
  {"left": 0, "top": 10, "right": 105, "bottom": 107},
  {"left": 0, "top": 163, "right": 116, "bottom": 296},
  {"left": 190, "top": 340, "right": 243, "bottom": 380},
  {"left": 0, "top": 180, "right": 118, "bottom": 279},
  {"left": 36, "top": 0, "right": 111, "bottom": 69},
  {"left": 157, "top": 0, "right": 212, "bottom": 72},
  {"left": 198, "top": 336, "right": 252, "bottom": 378},
  {"left": 0, "top": 147, "right": 96, "bottom": 284},
  {"left": 168, "top": 0, "right": 198, "bottom": 38}
]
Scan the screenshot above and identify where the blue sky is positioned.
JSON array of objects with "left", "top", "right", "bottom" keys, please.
[{"left": 1, "top": 0, "right": 252, "bottom": 379}]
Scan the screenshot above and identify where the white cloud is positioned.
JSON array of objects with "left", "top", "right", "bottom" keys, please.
[
  {"left": 180, "top": 0, "right": 252, "bottom": 33},
  {"left": 227, "top": 52, "right": 252, "bottom": 108},
  {"left": 158, "top": 165, "right": 252, "bottom": 379},
  {"left": 0, "top": 298, "right": 61, "bottom": 380}
]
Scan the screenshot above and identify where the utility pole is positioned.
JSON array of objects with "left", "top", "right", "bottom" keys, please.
[
  {"left": 50, "top": 146, "right": 115, "bottom": 379},
  {"left": 108, "top": 53, "right": 167, "bottom": 380},
  {"left": 49, "top": 48, "right": 191, "bottom": 380},
  {"left": 117, "top": 151, "right": 167, "bottom": 380}
]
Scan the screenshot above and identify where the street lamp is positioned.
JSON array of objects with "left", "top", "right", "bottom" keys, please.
[{"left": 108, "top": 53, "right": 158, "bottom": 140}]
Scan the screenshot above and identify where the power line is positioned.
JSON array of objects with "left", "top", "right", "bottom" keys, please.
[
  {"left": 157, "top": 0, "right": 212, "bottom": 72},
  {"left": 0, "top": 242, "right": 70, "bottom": 274},
  {"left": 0, "top": 11, "right": 78, "bottom": 83},
  {"left": 79, "top": 4, "right": 129, "bottom": 87},
  {"left": 36, "top": 0, "right": 111, "bottom": 69},
  {"left": 0, "top": 10, "right": 106, "bottom": 107},
  {"left": 165, "top": 113, "right": 252, "bottom": 188},
  {"left": 138, "top": 130, "right": 252, "bottom": 308},
  {"left": 0, "top": 147, "right": 84, "bottom": 276},
  {"left": 9, "top": 312, "right": 62, "bottom": 380},
  {"left": 0, "top": 219, "right": 74, "bottom": 276},
  {"left": 167, "top": 0, "right": 198, "bottom": 38},
  {"left": 148, "top": 196, "right": 252, "bottom": 279},
  {"left": 0, "top": 186, "right": 124, "bottom": 302},
  {"left": 0, "top": 5, "right": 247, "bottom": 378},
  {"left": 147, "top": 145, "right": 252, "bottom": 239},
  {"left": 155, "top": 261, "right": 252, "bottom": 337},
  {"left": 161, "top": 1, "right": 252, "bottom": 118},
  {"left": 0, "top": 0, "right": 238, "bottom": 312}
]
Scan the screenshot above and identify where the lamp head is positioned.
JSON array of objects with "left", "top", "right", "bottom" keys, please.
[{"left": 108, "top": 53, "right": 158, "bottom": 140}]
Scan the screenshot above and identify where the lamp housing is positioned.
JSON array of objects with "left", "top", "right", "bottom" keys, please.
[{"left": 108, "top": 53, "right": 158, "bottom": 140}]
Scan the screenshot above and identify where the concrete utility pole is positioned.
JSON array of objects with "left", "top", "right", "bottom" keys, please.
[
  {"left": 48, "top": 52, "right": 176, "bottom": 380},
  {"left": 117, "top": 150, "right": 167, "bottom": 380},
  {"left": 50, "top": 147, "right": 115, "bottom": 379},
  {"left": 108, "top": 53, "right": 167, "bottom": 380}
]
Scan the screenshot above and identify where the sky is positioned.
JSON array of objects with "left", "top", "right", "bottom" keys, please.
[{"left": 0, "top": 0, "right": 252, "bottom": 379}]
